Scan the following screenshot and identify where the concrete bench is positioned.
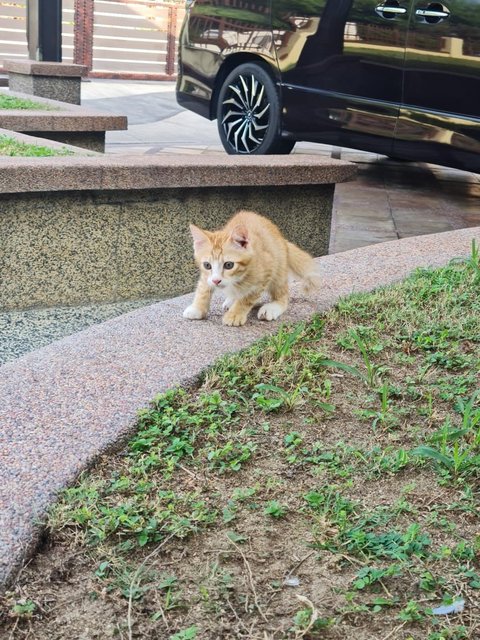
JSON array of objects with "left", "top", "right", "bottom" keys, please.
[
  {"left": 0, "top": 88, "right": 127, "bottom": 152},
  {"left": 3, "top": 60, "right": 88, "bottom": 105},
  {"left": 0, "top": 153, "right": 356, "bottom": 312}
]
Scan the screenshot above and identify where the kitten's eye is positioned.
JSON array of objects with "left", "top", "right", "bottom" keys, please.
[
  {"left": 224, "top": 261, "right": 234, "bottom": 270},
  {"left": 203, "top": 262, "right": 212, "bottom": 270}
]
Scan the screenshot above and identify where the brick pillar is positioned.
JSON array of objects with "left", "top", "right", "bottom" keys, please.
[
  {"left": 166, "top": 4, "right": 178, "bottom": 76},
  {"left": 73, "top": 0, "right": 94, "bottom": 71}
]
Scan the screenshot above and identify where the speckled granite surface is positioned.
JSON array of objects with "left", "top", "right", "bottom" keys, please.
[
  {"left": 1, "top": 226, "right": 479, "bottom": 588},
  {"left": 1, "top": 184, "right": 334, "bottom": 310},
  {"left": 4, "top": 59, "right": 87, "bottom": 116},
  {"left": 0, "top": 88, "right": 127, "bottom": 150},
  {"left": 3, "top": 60, "right": 88, "bottom": 77},
  {"left": 7, "top": 75, "right": 84, "bottom": 106},
  {"left": 0, "top": 153, "right": 356, "bottom": 193},
  {"left": 0, "top": 89, "right": 127, "bottom": 133}
]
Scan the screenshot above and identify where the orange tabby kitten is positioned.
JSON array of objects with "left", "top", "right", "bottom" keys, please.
[{"left": 183, "top": 211, "right": 320, "bottom": 326}]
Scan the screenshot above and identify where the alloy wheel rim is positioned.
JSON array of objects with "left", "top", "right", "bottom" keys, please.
[{"left": 220, "top": 73, "right": 270, "bottom": 153}]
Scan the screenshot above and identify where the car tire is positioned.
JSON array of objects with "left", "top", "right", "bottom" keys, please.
[{"left": 216, "top": 62, "right": 295, "bottom": 155}]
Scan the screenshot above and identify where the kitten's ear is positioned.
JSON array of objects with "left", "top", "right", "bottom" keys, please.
[
  {"left": 189, "top": 224, "right": 210, "bottom": 250},
  {"left": 230, "top": 224, "right": 249, "bottom": 249}
]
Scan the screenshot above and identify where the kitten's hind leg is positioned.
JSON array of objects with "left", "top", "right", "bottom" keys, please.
[
  {"left": 183, "top": 280, "right": 212, "bottom": 320},
  {"left": 258, "top": 281, "right": 289, "bottom": 321}
]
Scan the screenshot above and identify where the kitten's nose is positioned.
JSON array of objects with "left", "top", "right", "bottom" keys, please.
[{"left": 212, "top": 278, "right": 222, "bottom": 286}]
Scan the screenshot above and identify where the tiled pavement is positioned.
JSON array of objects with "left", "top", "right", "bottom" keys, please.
[{"left": 330, "top": 156, "right": 480, "bottom": 253}]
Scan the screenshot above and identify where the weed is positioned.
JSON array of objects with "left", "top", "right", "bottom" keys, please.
[
  {"left": 11, "top": 599, "right": 36, "bottom": 617},
  {"left": 269, "top": 322, "right": 306, "bottom": 358},
  {"left": 419, "top": 570, "right": 446, "bottom": 592},
  {"left": 231, "top": 486, "right": 257, "bottom": 502},
  {"left": 356, "top": 381, "right": 403, "bottom": 430},
  {"left": 337, "top": 324, "right": 384, "bottom": 354},
  {"left": 264, "top": 500, "right": 288, "bottom": 518},
  {"left": 398, "top": 599, "right": 424, "bottom": 622},
  {"left": 253, "top": 382, "right": 307, "bottom": 412},
  {"left": 206, "top": 440, "right": 257, "bottom": 472},
  {"left": 352, "top": 564, "right": 401, "bottom": 590},
  {"left": 169, "top": 626, "right": 198, "bottom": 640},
  {"left": 292, "top": 605, "right": 333, "bottom": 635},
  {"left": 452, "top": 238, "right": 480, "bottom": 284},
  {"left": 303, "top": 488, "right": 356, "bottom": 524},
  {"left": 348, "top": 328, "right": 387, "bottom": 386},
  {"left": 0, "top": 134, "right": 74, "bottom": 157},
  {"left": 314, "top": 356, "right": 369, "bottom": 385},
  {"left": 362, "top": 446, "right": 411, "bottom": 478},
  {"left": 0, "top": 95, "right": 58, "bottom": 110},
  {"left": 434, "top": 374, "right": 478, "bottom": 402},
  {"left": 343, "top": 523, "right": 431, "bottom": 561},
  {"left": 455, "top": 389, "right": 480, "bottom": 436},
  {"left": 467, "top": 238, "right": 480, "bottom": 282},
  {"left": 284, "top": 431, "right": 303, "bottom": 463},
  {"left": 222, "top": 502, "right": 237, "bottom": 523},
  {"left": 412, "top": 411, "right": 480, "bottom": 481},
  {"left": 225, "top": 530, "right": 247, "bottom": 544}
]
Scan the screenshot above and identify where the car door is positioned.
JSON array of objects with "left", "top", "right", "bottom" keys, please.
[
  {"left": 394, "top": 0, "right": 480, "bottom": 170},
  {"left": 272, "top": 0, "right": 411, "bottom": 155}
]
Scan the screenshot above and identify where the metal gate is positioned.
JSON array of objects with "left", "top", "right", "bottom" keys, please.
[{"left": 0, "top": 0, "right": 184, "bottom": 79}]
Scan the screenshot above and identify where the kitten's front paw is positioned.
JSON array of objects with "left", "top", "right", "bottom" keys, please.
[
  {"left": 222, "top": 310, "right": 248, "bottom": 327},
  {"left": 183, "top": 305, "right": 206, "bottom": 320},
  {"left": 257, "top": 302, "right": 286, "bottom": 321},
  {"left": 222, "top": 297, "right": 234, "bottom": 311}
]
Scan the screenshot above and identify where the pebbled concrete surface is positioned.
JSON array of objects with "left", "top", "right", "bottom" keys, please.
[
  {"left": 1, "top": 226, "right": 480, "bottom": 589},
  {"left": 0, "top": 297, "right": 163, "bottom": 365}
]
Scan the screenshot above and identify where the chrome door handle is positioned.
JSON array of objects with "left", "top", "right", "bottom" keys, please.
[
  {"left": 416, "top": 8, "right": 450, "bottom": 17},
  {"left": 375, "top": 2, "right": 407, "bottom": 19},
  {"left": 415, "top": 4, "right": 450, "bottom": 22}
]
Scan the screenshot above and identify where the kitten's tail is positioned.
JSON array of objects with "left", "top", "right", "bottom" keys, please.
[{"left": 286, "top": 241, "right": 321, "bottom": 294}]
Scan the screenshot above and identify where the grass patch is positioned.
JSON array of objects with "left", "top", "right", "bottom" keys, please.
[
  {"left": 0, "top": 94, "right": 58, "bottom": 110},
  {"left": 1, "top": 244, "right": 479, "bottom": 639},
  {"left": 0, "top": 134, "right": 74, "bottom": 157}
]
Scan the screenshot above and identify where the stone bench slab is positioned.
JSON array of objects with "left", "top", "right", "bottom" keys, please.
[
  {"left": 0, "top": 153, "right": 356, "bottom": 192},
  {"left": 0, "top": 89, "right": 127, "bottom": 151},
  {"left": 4, "top": 60, "right": 88, "bottom": 105}
]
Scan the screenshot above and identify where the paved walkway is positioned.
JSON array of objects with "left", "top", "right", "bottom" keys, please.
[{"left": 1, "top": 79, "right": 479, "bottom": 589}]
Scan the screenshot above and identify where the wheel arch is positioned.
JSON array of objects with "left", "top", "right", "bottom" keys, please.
[{"left": 209, "top": 52, "right": 280, "bottom": 121}]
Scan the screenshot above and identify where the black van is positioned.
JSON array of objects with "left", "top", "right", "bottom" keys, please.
[{"left": 176, "top": 0, "right": 480, "bottom": 171}]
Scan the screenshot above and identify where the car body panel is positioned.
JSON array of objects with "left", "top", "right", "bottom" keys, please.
[
  {"left": 273, "top": 0, "right": 410, "bottom": 155},
  {"left": 393, "top": 0, "right": 480, "bottom": 170},
  {"left": 176, "top": 0, "right": 480, "bottom": 170},
  {"left": 177, "top": 0, "right": 277, "bottom": 118}
]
